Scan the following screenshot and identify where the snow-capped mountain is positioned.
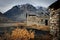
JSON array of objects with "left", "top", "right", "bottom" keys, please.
[{"left": 4, "top": 4, "right": 50, "bottom": 22}]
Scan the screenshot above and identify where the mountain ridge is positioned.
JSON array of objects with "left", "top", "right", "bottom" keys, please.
[{"left": 4, "top": 3, "right": 49, "bottom": 22}]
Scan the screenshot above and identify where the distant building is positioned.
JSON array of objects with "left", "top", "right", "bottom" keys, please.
[{"left": 26, "top": 13, "right": 49, "bottom": 26}]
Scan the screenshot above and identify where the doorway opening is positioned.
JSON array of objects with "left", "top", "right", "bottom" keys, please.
[{"left": 45, "top": 20, "right": 48, "bottom": 26}]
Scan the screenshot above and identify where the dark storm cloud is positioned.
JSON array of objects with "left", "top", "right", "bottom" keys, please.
[{"left": 0, "top": 0, "right": 57, "bottom": 13}]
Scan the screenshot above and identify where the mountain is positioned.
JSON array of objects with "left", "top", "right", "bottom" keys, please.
[
  {"left": 0, "top": 12, "right": 12, "bottom": 22},
  {"left": 20, "top": 4, "right": 37, "bottom": 11},
  {"left": 36, "top": 7, "right": 50, "bottom": 17},
  {"left": 4, "top": 4, "right": 37, "bottom": 21},
  {"left": 0, "top": 12, "right": 3, "bottom": 16},
  {"left": 4, "top": 4, "right": 49, "bottom": 22}
]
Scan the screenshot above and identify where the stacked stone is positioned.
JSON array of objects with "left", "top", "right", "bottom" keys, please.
[{"left": 50, "top": 8, "right": 60, "bottom": 40}]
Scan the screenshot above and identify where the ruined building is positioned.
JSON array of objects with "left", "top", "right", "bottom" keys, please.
[
  {"left": 26, "top": 13, "right": 49, "bottom": 26},
  {"left": 49, "top": 0, "right": 60, "bottom": 40}
]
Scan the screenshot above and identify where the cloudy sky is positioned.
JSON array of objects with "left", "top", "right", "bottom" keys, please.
[{"left": 0, "top": 0, "right": 57, "bottom": 13}]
